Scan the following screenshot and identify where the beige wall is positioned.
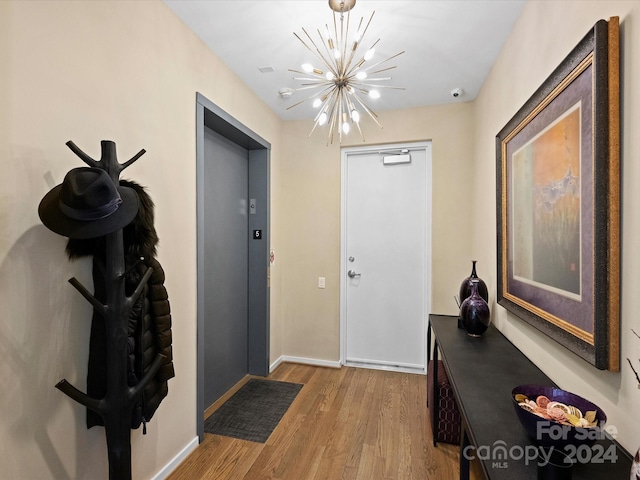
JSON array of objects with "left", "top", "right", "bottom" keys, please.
[
  {"left": 473, "top": 0, "right": 640, "bottom": 453},
  {"left": 0, "top": 1, "right": 283, "bottom": 478},
  {"left": 278, "top": 103, "right": 476, "bottom": 362},
  {"left": 2, "top": 0, "right": 639, "bottom": 478},
  {"left": 1, "top": 1, "right": 476, "bottom": 475}
]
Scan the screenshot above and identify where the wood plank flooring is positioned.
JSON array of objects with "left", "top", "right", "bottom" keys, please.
[{"left": 168, "top": 363, "right": 481, "bottom": 480}]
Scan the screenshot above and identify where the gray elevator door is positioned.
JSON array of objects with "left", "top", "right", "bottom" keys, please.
[{"left": 203, "top": 127, "right": 249, "bottom": 407}]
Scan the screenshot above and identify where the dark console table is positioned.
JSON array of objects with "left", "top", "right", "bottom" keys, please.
[{"left": 428, "top": 314, "right": 632, "bottom": 479}]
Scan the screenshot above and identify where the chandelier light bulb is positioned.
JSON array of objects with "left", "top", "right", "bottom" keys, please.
[
  {"left": 326, "top": 71, "right": 335, "bottom": 81},
  {"left": 364, "top": 48, "right": 375, "bottom": 61},
  {"left": 341, "top": 112, "right": 350, "bottom": 134},
  {"left": 369, "top": 89, "right": 380, "bottom": 99},
  {"left": 318, "top": 111, "right": 328, "bottom": 126},
  {"left": 302, "top": 63, "right": 314, "bottom": 73},
  {"left": 312, "top": 98, "right": 322, "bottom": 108},
  {"left": 324, "top": 25, "right": 332, "bottom": 41},
  {"left": 355, "top": 71, "right": 367, "bottom": 80},
  {"left": 351, "top": 109, "right": 360, "bottom": 123}
]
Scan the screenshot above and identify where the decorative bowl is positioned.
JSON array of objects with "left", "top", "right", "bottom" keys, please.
[{"left": 511, "top": 384, "right": 607, "bottom": 449}]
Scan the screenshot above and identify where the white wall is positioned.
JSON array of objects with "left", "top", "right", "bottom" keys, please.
[{"left": 473, "top": 0, "right": 640, "bottom": 454}]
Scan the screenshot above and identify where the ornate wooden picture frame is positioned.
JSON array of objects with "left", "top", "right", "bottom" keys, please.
[{"left": 496, "top": 17, "right": 620, "bottom": 371}]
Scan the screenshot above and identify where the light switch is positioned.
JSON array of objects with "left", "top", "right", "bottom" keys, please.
[{"left": 318, "top": 277, "right": 326, "bottom": 289}]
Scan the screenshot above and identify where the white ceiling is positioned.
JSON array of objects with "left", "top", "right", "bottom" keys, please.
[{"left": 163, "top": 0, "right": 525, "bottom": 121}]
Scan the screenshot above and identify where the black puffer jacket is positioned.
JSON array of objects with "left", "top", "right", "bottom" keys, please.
[{"left": 66, "top": 179, "right": 175, "bottom": 431}]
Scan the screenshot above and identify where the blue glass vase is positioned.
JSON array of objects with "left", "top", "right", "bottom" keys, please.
[{"left": 460, "top": 280, "right": 491, "bottom": 337}]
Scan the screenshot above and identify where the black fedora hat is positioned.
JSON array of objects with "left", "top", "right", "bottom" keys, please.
[{"left": 38, "top": 167, "right": 139, "bottom": 239}]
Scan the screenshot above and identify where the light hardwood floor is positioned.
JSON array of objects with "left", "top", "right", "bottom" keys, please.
[{"left": 168, "top": 363, "right": 481, "bottom": 480}]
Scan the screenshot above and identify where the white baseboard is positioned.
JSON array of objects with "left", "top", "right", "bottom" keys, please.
[
  {"left": 270, "top": 355, "right": 341, "bottom": 372},
  {"left": 344, "top": 358, "right": 426, "bottom": 375},
  {"left": 152, "top": 436, "right": 199, "bottom": 480}
]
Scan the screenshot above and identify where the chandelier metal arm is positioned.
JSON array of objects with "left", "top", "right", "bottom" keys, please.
[
  {"left": 291, "top": 77, "right": 331, "bottom": 84},
  {"left": 349, "top": 77, "right": 393, "bottom": 84},
  {"left": 354, "top": 119, "right": 365, "bottom": 142},
  {"left": 365, "top": 66, "right": 398, "bottom": 75},
  {"left": 325, "top": 87, "right": 343, "bottom": 144},
  {"left": 358, "top": 84, "right": 406, "bottom": 90},
  {"left": 355, "top": 50, "right": 405, "bottom": 77},
  {"left": 319, "top": 86, "right": 340, "bottom": 122},
  {"left": 287, "top": 84, "right": 335, "bottom": 111},
  {"left": 336, "top": 11, "right": 347, "bottom": 74},
  {"left": 338, "top": 92, "right": 345, "bottom": 143},
  {"left": 288, "top": 67, "right": 323, "bottom": 75},
  {"left": 340, "top": 15, "right": 363, "bottom": 73},
  {"left": 327, "top": 108, "right": 338, "bottom": 144},
  {"left": 316, "top": 26, "right": 339, "bottom": 74},
  {"left": 351, "top": 93, "right": 383, "bottom": 128},
  {"left": 295, "top": 29, "right": 335, "bottom": 76}
]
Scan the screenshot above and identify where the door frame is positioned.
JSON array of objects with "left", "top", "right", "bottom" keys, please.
[
  {"left": 196, "top": 92, "right": 271, "bottom": 442},
  {"left": 339, "top": 141, "right": 433, "bottom": 373}
]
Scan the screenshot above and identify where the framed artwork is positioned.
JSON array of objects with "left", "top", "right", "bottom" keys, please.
[{"left": 496, "top": 17, "right": 620, "bottom": 371}]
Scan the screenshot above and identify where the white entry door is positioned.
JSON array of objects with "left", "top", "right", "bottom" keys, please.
[{"left": 341, "top": 142, "right": 432, "bottom": 373}]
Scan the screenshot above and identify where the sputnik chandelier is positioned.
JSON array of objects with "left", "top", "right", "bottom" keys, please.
[{"left": 287, "top": 0, "right": 404, "bottom": 144}]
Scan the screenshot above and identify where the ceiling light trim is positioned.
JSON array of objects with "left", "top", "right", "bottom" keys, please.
[{"left": 328, "top": 0, "right": 356, "bottom": 14}]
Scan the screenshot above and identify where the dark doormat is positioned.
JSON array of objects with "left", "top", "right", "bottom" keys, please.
[{"left": 204, "top": 378, "right": 303, "bottom": 443}]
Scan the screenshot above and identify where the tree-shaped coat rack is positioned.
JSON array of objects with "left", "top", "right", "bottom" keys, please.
[{"left": 53, "top": 140, "right": 164, "bottom": 480}]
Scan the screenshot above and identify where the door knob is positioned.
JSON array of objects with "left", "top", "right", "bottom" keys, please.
[{"left": 347, "top": 270, "right": 361, "bottom": 278}]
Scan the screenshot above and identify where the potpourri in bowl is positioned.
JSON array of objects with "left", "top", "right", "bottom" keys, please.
[{"left": 511, "top": 385, "right": 607, "bottom": 449}]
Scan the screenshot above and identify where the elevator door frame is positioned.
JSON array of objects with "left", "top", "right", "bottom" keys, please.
[{"left": 196, "top": 92, "right": 270, "bottom": 442}]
